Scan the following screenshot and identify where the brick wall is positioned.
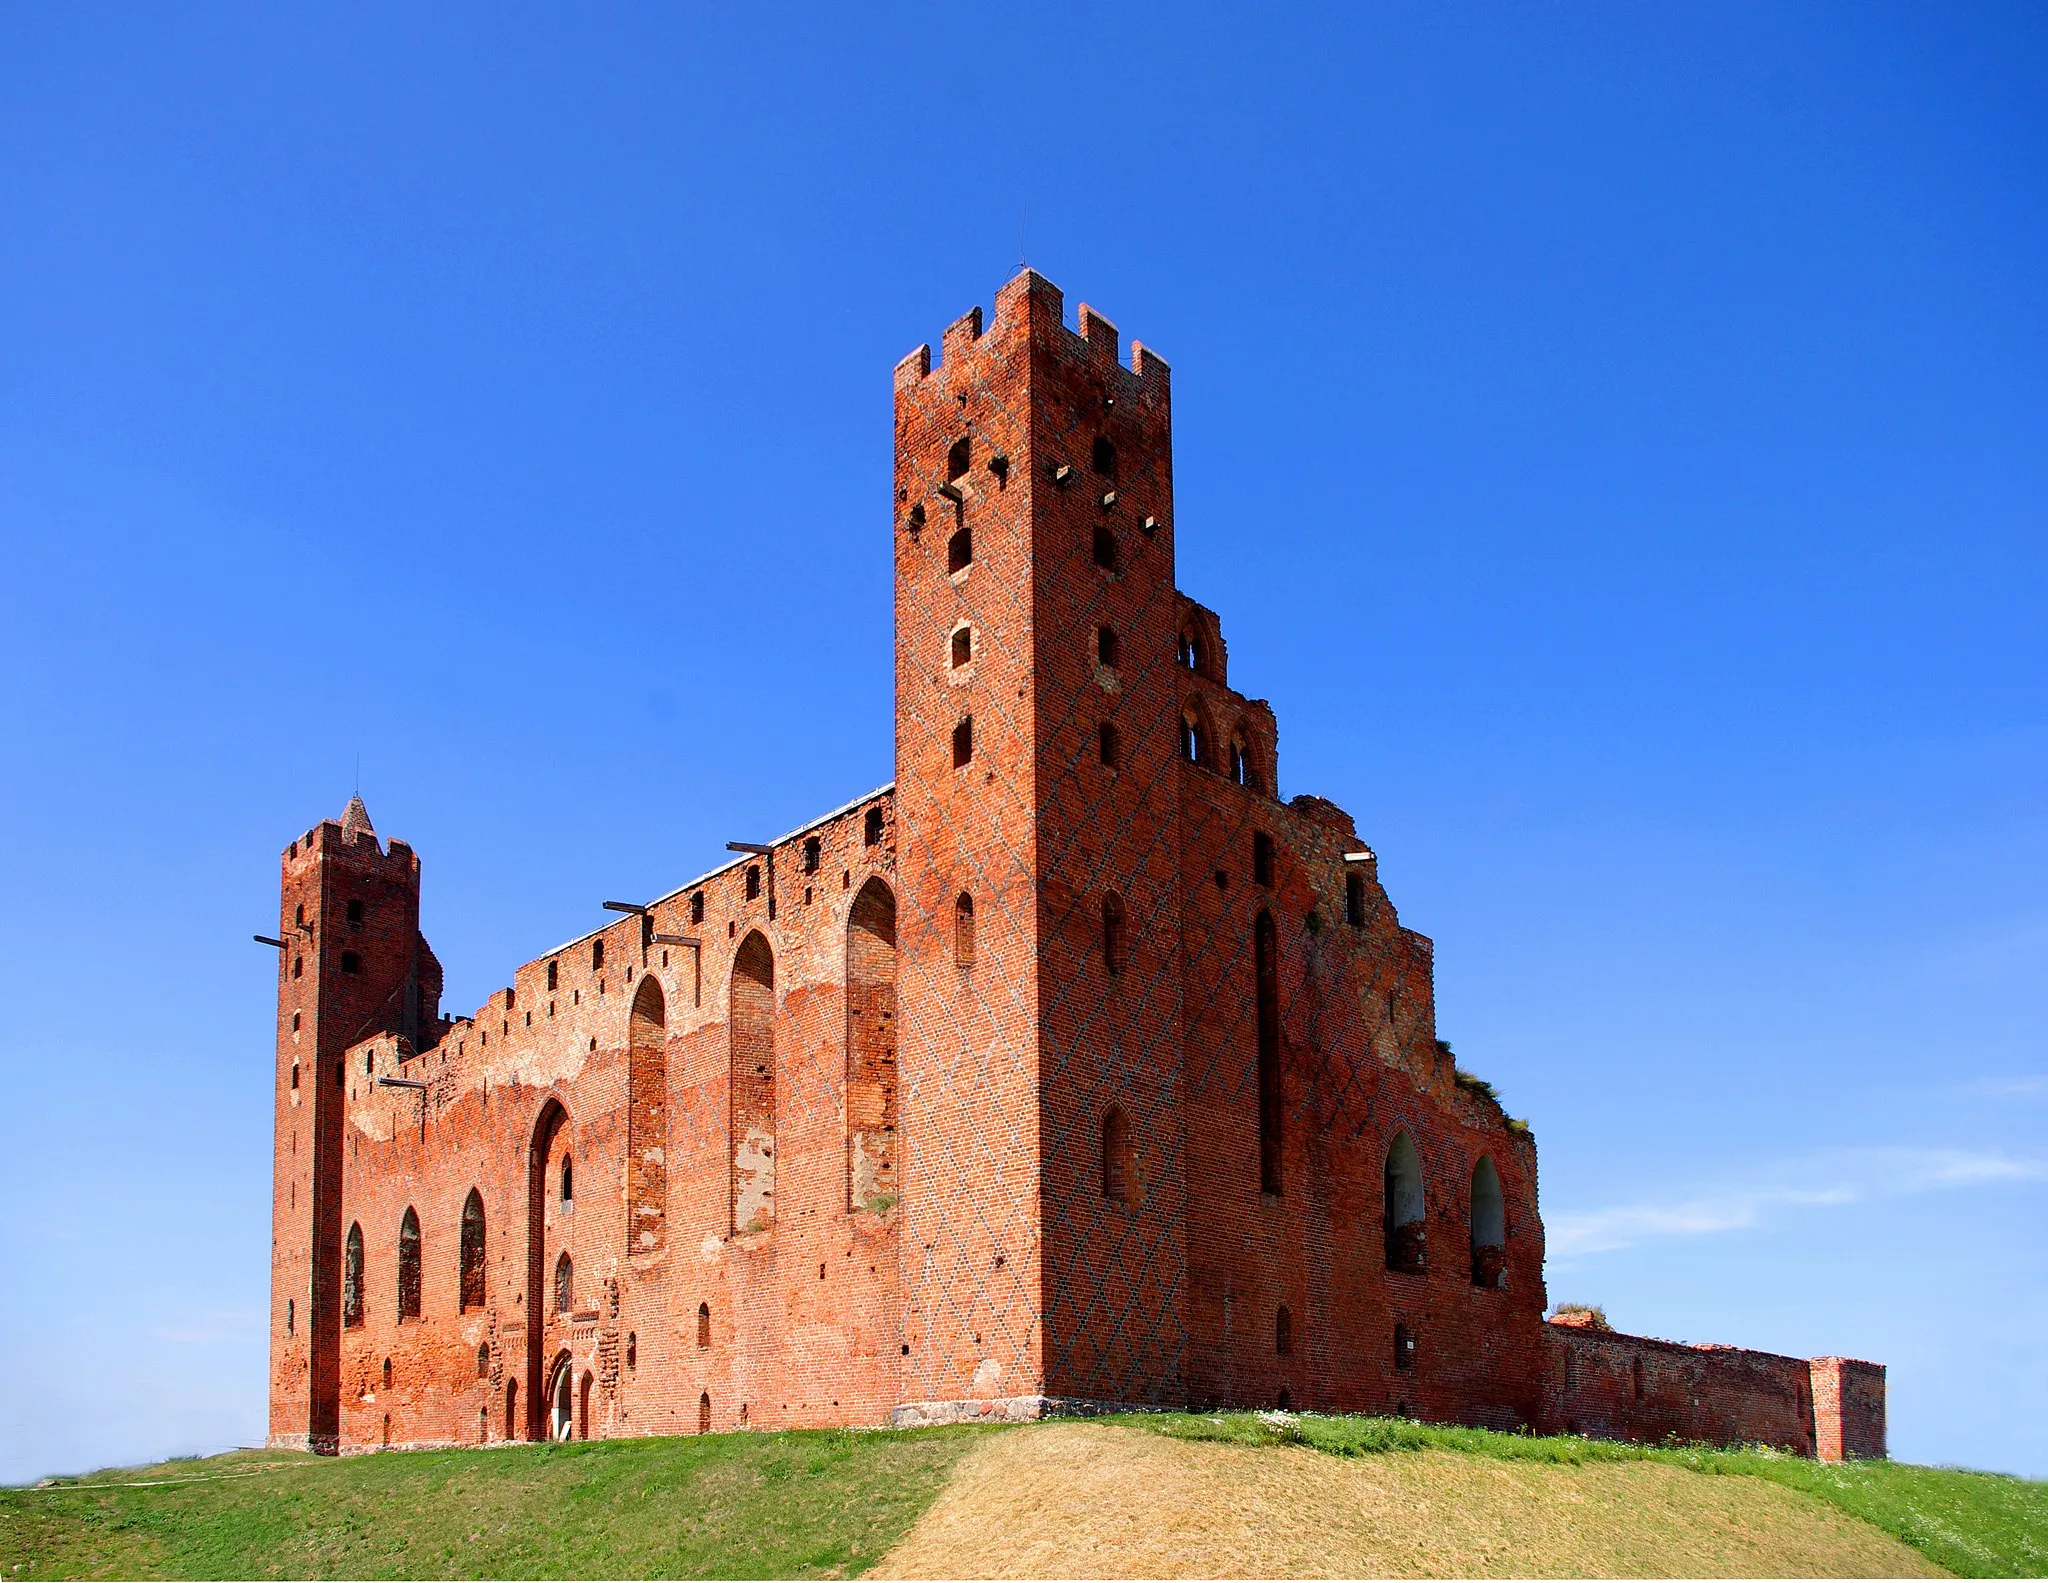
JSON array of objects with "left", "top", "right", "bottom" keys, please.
[
  {"left": 268, "top": 270, "right": 1881, "bottom": 1459},
  {"left": 1543, "top": 1318, "right": 1887, "bottom": 1460}
]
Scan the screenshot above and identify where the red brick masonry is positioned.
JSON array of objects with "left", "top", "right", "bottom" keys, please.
[{"left": 266, "top": 270, "right": 1883, "bottom": 1461}]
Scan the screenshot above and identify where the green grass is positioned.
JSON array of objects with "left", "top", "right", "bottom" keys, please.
[
  {"left": 9, "top": 1414, "right": 2043, "bottom": 1580},
  {"left": 0, "top": 1425, "right": 996, "bottom": 1580},
  {"left": 1115, "top": 1410, "right": 2048, "bottom": 1579}
]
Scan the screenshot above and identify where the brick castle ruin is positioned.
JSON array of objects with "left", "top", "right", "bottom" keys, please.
[{"left": 265, "top": 270, "right": 1885, "bottom": 1460}]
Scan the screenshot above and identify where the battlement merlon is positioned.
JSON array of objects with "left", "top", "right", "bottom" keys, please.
[
  {"left": 893, "top": 269, "right": 1172, "bottom": 393},
  {"left": 281, "top": 820, "right": 420, "bottom": 876},
  {"left": 396, "top": 782, "right": 897, "bottom": 1051}
]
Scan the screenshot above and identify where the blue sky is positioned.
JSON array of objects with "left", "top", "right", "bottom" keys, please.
[{"left": 2, "top": 1, "right": 2043, "bottom": 1483}]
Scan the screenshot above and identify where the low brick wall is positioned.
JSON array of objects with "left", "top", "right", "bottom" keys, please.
[{"left": 1542, "top": 1318, "right": 1884, "bottom": 1460}]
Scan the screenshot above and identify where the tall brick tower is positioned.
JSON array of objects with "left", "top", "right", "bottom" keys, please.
[
  {"left": 268, "top": 797, "right": 441, "bottom": 1451},
  {"left": 892, "top": 270, "right": 1189, "bottom": 1411}
]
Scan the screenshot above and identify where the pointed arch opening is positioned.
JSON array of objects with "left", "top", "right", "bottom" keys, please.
[
  {"left": 953, "top": 892, "right": 976, "bottom": 966},
  {"left": 1101, "top": 893, "right": 1127, "bottom": 976},
  {"left": 524, "top": 1096, "right": 571, "bottom": 1440},
  {"left": 554, "top": 1251, "right": 573, "bottom": 1313},
  {"left": 697, "top": 1300, "right": 712, "bottom": 1348},
  {"left": 459, "top": 1189, "right": 487, "bottom": 1312},
  {"left": 845, "top": 878, "right": 899, "bottom": 1214},
  {"left": 397, "top": 1206, "right": 421, "bottom": 1322},
  {"left": 343, "top": 1222, "right": 364, "bottom": 1329},
  {"left": 1470, "top": 1155, "right": 1507, "bottom": 1289},
  {"left": 1276, "top": 1304, "right": 1293, "bottom": 1357},
  {"left": 730, "top": 932, "right": 777, "bottom": 1234},
  {"left": 1385, "top": 1130, "right": 1427, "bottom": 1273},
  {"left": 1255, "top": 911, "right": 1283, "bottom": 1195},
  {"left": 547, "top": 1351, "right": 573, "bottom": 1441},
  {"left": 628, "top": 975, "right": 668, "bottom": 1255}
]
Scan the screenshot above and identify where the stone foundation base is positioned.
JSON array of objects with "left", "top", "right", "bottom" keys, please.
[
  {"left": 266, "top": 1431, "right": 338, "bottom": 1455},
  {"left": 889, "top": 1395, "right": 1138, "bottom": 1428}
]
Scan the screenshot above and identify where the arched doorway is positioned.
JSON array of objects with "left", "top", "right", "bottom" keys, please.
[
  {"left": 525, "top": 1097, "right": 571, "bottom": 1439},
  {"left": 547, "top": 1352, "right": 574, "bottom": 1442}
]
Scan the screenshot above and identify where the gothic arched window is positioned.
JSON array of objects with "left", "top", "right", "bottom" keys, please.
[
  {"left": 397, "top": 1207, "right": 421, "bottom": 1321},
  {"left": 459, "top": 1190, "right": 486, "bottom": 1311}
]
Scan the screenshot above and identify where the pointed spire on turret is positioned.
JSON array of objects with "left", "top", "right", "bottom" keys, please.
[{"left": 339, "top": 793, "right": 376, "bottom": 846}]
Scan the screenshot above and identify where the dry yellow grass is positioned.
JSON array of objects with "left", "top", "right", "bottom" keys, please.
[{"left": 870, "top": 1421, "right": 1946, "bottom": 1579}]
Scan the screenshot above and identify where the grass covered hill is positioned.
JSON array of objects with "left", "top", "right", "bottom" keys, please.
[{"left": 3, "top": 1413, "right": 2042, "bottom": 1579}]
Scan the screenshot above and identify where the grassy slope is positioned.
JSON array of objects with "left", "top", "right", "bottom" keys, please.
[
  {"left": 5, "top": 1416, "right": 2042, "bottom": 1580},
  {"left": 0, "top": 1427, "right": 995, "bottom": 1581},
  {"left": 1120, "top": 1412, "right": 2048, "bottom": 1580}
]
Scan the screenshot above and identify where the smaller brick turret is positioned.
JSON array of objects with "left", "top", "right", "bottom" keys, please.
[{"left": 269, "top": 796, "right": 442, "bottom": 1452}]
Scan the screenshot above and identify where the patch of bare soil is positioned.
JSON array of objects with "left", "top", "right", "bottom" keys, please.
[{"left": 869, "top": 1421, "right": 1944, "bottom": 1579}]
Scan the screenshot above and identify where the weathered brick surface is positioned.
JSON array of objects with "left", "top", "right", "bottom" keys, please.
[{"left": 266, "top": 271, "right": 1883, "bottom": 1461}]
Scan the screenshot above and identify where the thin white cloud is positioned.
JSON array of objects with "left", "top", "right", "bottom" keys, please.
[
  {"left": 1549, "top": 1147, "right": 2048, "bottom": 1259},
  {"left": 1961, "top": 1075, "right": 2048, "bottom": 1100}
]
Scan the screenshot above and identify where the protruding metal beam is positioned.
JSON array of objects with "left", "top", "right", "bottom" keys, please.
[
  {"left": 377, "top": 1076, "right": 428, "bottom": 1091},
  {"left": 652, "top": 934, "right": 702, "bottom": 949},
  {"left": 602, "top": 900, "right": 648, "bottom": 915},
  {"left": 725, "top": 842, "right": 773, "bottom": 856},
  {"left": 1342, "top": 848, "right": 1378, "bottom": 864},
  {"left": 254, "top": 934, "right": 287, "bottom": 949}
]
